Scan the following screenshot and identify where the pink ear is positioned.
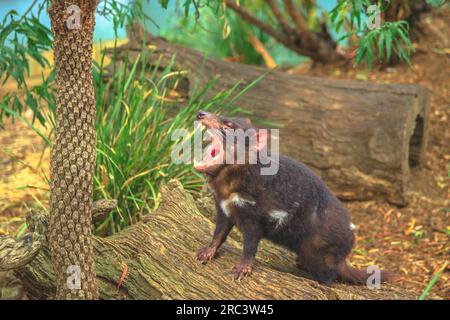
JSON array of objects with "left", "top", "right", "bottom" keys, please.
[
  {"left": 255, "top": 129, "right": 268, "bottom": 151},
  {"left": 242, "top": 118, "right": 253, "bottom": 127}
]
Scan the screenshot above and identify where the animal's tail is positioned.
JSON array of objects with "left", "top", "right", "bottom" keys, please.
[{"left": 337, "top": 260, "right": 397, "bottom": 285}]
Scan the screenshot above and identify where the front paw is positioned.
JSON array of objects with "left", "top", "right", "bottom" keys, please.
[
  {"left": 197, "top": 246, "right": 217, "bottom": 264},
  {"left": 232, "top": 262, "right": 253, "bottom": 280}
]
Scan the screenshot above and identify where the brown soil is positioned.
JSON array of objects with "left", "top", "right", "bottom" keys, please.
[
  {"left": 0, "top": 112, "right": 50, "bottom": 235},
  {"left": 303, "top": 10, "right": 450, "bottom": 300},
  {"left": 0, "top": 111, "right": 50, "bottom": 299}
]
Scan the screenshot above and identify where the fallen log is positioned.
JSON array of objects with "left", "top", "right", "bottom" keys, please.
[
  {"left": 4, "top": 181, "right": 415, "bottom": 299},
  {"left": 110, "top": 34, "right": 429, "bottom": 206}
]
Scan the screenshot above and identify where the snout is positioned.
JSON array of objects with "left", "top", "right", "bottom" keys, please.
[
  {"left": 196, "top": 110, "right": 222, "bottom": 129},
  {"left": 197, "top": 110, "right": 208, "bottom": 120}
]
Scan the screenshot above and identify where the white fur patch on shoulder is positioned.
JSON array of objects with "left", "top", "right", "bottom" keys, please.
[
  {"left": 220, "top": 200, "right": 231, "bottom": 217},
  {"left": 220, "top": 193, "right": 256, "bottom": 217},
  {"left": 350, "top": 222, "right": 356, "bottom": 231},
  {"left": 231, "top": 193, "right": 256, "bottom": 207},
  {"left": 269, "top": 209, "right": 289, "bottom": 227}
]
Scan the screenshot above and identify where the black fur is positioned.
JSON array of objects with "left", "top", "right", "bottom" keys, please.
[{"left": 195, "top": 111, "right": 392, "bottom": 284}]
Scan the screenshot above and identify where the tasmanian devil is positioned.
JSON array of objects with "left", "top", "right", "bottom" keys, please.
[{"left": 193, "top": 110, "right": 393, "bottom": 285}]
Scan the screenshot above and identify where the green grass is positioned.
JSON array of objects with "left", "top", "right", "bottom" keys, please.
[
  {"left": 418, "top": 264, "right": 446, "bottom": 300},
  {"left": 92, "top": 46, "right": 263, "bottom": 234},
  {"left": 92, "top": 47, "right": 237, "bottom": 234},
  {"left": 4, "top": 42, "right": 261, "bottom": 235}
]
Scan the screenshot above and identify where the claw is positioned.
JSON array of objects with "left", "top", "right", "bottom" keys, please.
[
  {"left": 196, "top": 246, "right": 216, "bottom": 264},
  {"left": 232, "top": 263, "right": 253, "bottom": 280}
]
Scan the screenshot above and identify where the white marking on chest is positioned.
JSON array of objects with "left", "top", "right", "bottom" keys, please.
[
  {"left": 220, "top": 193, "right": 256, "bottom": 217},
  {"left": 350, "top": 222, "right": 356, "bottom": 231},
  {"left": 269, "top": 209, "right": 289, "bottom": 227},
  {"left": 310, "top": 204, "right": 318, "bottom": 222}
]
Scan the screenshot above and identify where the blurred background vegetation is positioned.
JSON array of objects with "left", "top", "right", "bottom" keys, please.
[
  {"left": 0, "top": 0, "right": 447, "bottom": 235},
  {"left": 0, "top": 0, "right": 448, "bottom": 299}
]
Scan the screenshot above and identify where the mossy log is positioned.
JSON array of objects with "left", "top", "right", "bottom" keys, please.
[
  {"left": 6, "top": 181, "right": 415, "bottom": 299},
  {"left": 109, "top": 33, "right": 430, "bottom": 206}
]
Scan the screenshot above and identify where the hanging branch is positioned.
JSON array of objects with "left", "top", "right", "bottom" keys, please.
[
  {"left": 224, "top": 0, "right": 288, "bottom": 46},
  {"left": 282, "top": 0, "right": 309, "bottom": 34},
  {"left": 225, "top": 0, "right": 343, "bottom": 63},
  {"left": 266, "top": 0, "right": 296, "bottom": 38},
  {"left": 224, "top": 0, "right": 310, "bottom": 56}
]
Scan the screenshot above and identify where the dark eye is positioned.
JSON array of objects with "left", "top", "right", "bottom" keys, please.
[{"left": 224, "top": 122, "right": 233, "bottom": 128}]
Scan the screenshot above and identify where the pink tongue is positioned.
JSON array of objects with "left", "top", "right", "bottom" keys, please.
[{"left": 203, "top": 143, "right": 218, "bottom": 162}]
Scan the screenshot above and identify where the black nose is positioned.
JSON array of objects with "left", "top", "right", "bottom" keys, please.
[{"left": 197, "top": 110, "right": 207, "bottom": 120}]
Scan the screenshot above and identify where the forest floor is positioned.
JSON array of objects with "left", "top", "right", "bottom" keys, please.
[
  {"left": 304, "top": 11, "right": 450, "bottom": 299},
  {"left": 0, "top": 12, "right": 448, "bottom": 300}
]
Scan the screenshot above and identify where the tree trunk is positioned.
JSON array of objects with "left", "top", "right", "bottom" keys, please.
[
  {"left": 48, "top": 0, "right": 99, "bottom": 299},
  {"left": 110, "top": 36, "right": 430, "bottom": 206},
  {"left": 2, "top": 181, "right": 416, "bottom": 300}
]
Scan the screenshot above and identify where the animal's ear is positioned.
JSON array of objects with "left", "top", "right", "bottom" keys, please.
[
  {"left": 241, "top": 117, "right": 253, "bottom": 127},
  {"left": 255, "top": 129, "right": 269, "bottom": 151},
  {"left": 234, "top": 117, "right": 253, "bottom": 128}
]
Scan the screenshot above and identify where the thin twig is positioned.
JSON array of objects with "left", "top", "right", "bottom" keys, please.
[
  {"left": 282, "top": 0, "right": 309, "bottom": 34},
  {"left": 18, "top": 0, "right": 43, "bottom": 23},
  {"left": 225, "top": 0, "right": 341, "bottom": 62},
  {"left": 224, "top": 0, "right": 291, "bottom": 51},
  {"left": 266, "top": 0, "right": 295, "bottom": 37},
  {"left": 247, "top": 33, "right": 277, "bottom": 69}
]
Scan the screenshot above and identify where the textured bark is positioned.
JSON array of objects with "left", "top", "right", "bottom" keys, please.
[
  {"left": 7, "top": 181, "right": 416, "bottom": 300},
  {"left": 109, "top": 36, "right": 429, "bottom": 206},
  {"left": 48, "top": 0, "right": 99, "bottom": 299},
  {"left": 0, "top": 200, "right": 116, "bottom": 275}
]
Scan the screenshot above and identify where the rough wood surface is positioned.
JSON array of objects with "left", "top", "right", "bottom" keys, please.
[
  {"left": 0, "top": 200, "right": 116, "bottom": 273},
  {"left": 7, "top": 181, "right": 416, "bottom": 300},
  {"left": 110, "top": 36, "right": 429, "bottom": 206},
  {"left": 48, "top": 0, "right": 99, "bottom": 299}
]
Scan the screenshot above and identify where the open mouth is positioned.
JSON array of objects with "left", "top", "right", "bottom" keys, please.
[{"left": 193, "top": 128, "right": 223, "bottom": 172}]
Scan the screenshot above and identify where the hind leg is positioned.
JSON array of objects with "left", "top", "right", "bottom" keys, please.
[
  {"left": 296, "top": 244, "right": 341, "bottom": 285},
  {"left": 300, "top": 257, "right": 339, "bottom": 285},
  {"left": 309, "top": 258, "right": 339, "bottom": 285},
  {"left": 295, "top": 256, "right": 332, "bottom": 284}
]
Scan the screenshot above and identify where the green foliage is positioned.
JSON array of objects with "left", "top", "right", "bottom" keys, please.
[
  {"left": 0, "top": 0, "right": 200, "bottom": 127},
  {"left": 90, "top": 47, "right": 256, "bottom": 234},
  {"left": 440, "top": 226, "right": 450, "bottom": 236},
  {"left": 413, "top": 229, "right": 425, "bottom": 243},
  {"left": 165, "top": 6, "right": 264, "bottom": 65},
  {"left": 3, "top": 42, "right": 257, "bottom": 235},
  {"left": 99, "top": 0, "right": 146, "bottom": 36},
  {"left": 426, "top": 0, "right": 447, "bottom": 7},
  {"left": 165, "top": 0, "right": 321, "bottom": 66},
  {"left": 331, "top": 1, "right": 415, "bottom": 68},
  {"left": 355, "top": 20, "right": 414, "bottom": 69},
  {"left": 159, "top": 0, "right": 217, "bottom": 17},
  {"left": 0, "top": 0, "right": 146, "bottom": 127},
  {"left": 0, "top": 0, "right": 52, "bottom": 127},
  {"left": 0, "top": 0, "right": 261, "bottom": 234},
  {"left": 1, "top": 0, "right": 435, "bottom": 130},
  {"left": 172, "top": 0, "right": 423, "bottom": 68},
  {"left": 329, "top": 0, "right": 371, "bottom": 32}
]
